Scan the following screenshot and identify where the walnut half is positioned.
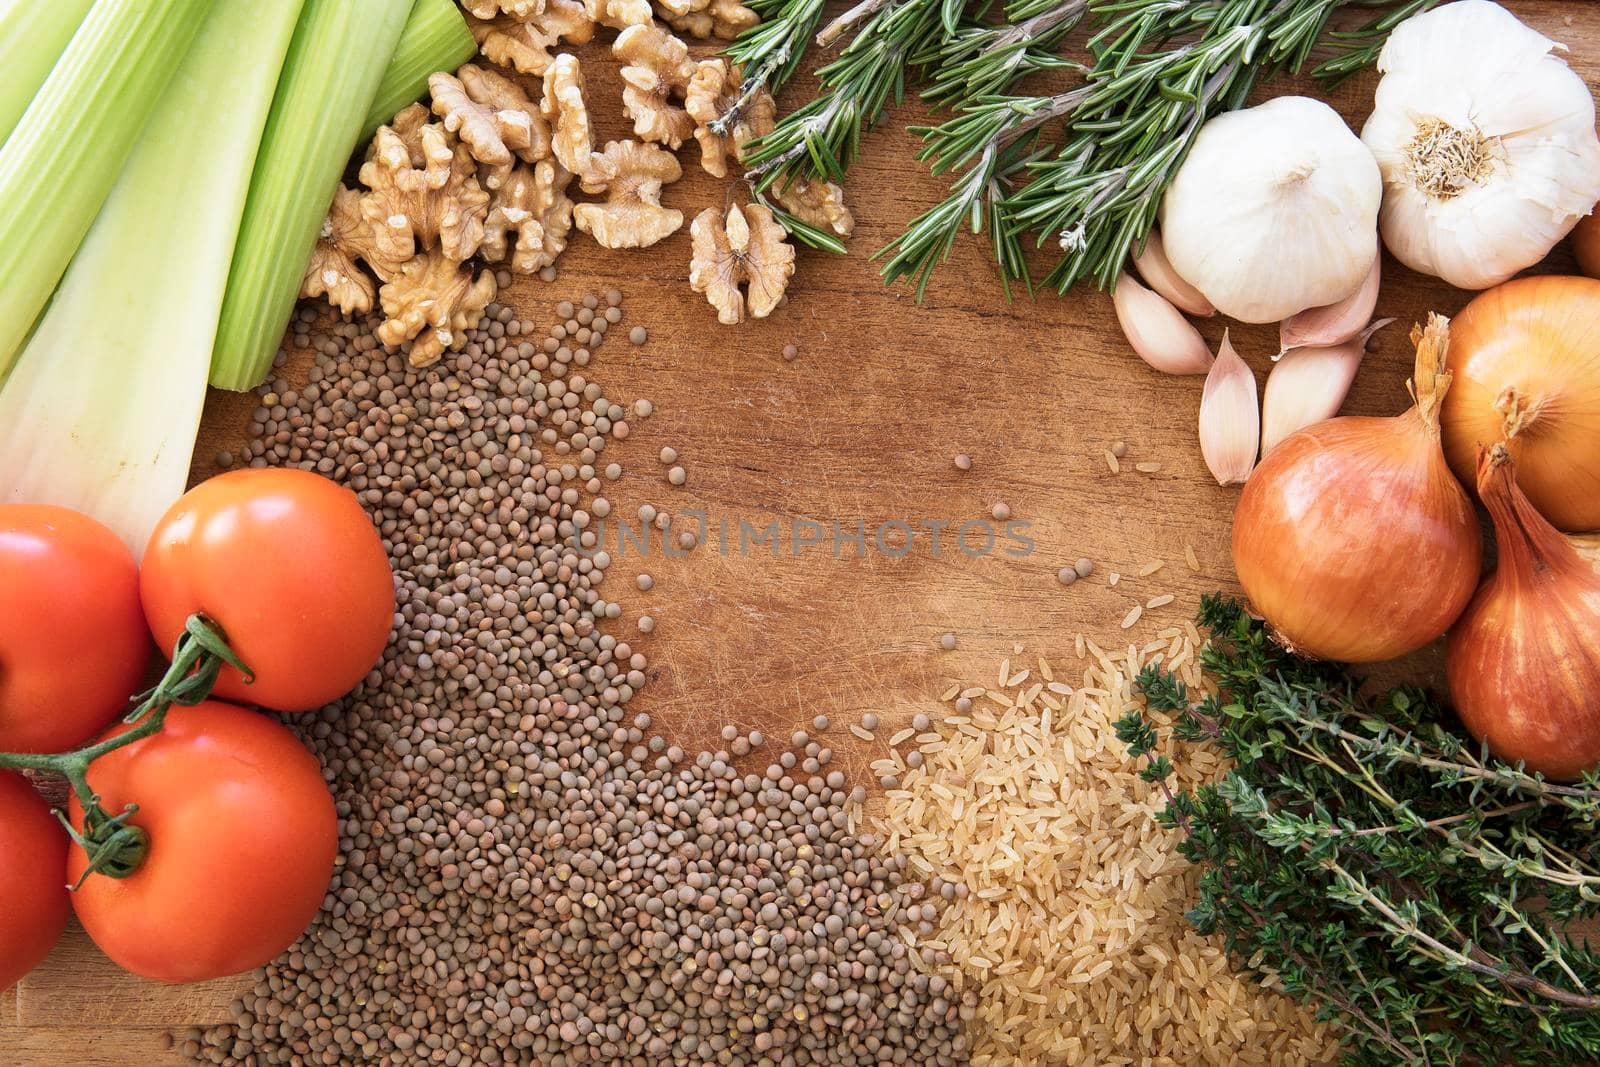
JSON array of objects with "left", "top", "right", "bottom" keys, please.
[
  {"left": 377, "top": 249, "right": 498, "bottom": 368},
  {"left": 301, "top": 185, "right": 379, "bottom": 315},
  {"left": 469, "top": 2, "right": 596, "bottom": 77},
  {"left": 574, "top": 140, "right": 684, "bottom": 249},
  {"left": 429, "top": 64, "right": 551, "bottom": 170},
  {"left": 689, "top": 203, "right": 794, "bottom": 324},
  {"left": 613, "top": 24, "right": 697, "bottom": 149},
  {"left": 482, "top": 160, "right": 574, "bottom": 274}
]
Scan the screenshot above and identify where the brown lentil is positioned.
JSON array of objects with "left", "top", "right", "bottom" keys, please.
[{"left": 184, "top": 296, "right": 974, "bottom": 1067}]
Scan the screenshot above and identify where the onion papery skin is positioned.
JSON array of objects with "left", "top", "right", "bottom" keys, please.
[
  {"left": 1447, "top": 451, "right": 1600, "bottom": 780},
  {"left": 1441, "top": 276, "right": 1600, "bottom": 532},
  {"left": 1233, "top": 412, "right": 1482, "bottom": 663}
]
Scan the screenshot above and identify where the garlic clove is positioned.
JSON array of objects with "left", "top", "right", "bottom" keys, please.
[
  {"left": 1198, "top": 331, "right": 1259, "bottom": 486},
  {"left": 1132, "top": 229, "right": 1215, "bottom": 318},
  {"left": 1262, "top": 319, "right": 1393, "bottom": 454},
  {"left": 1113, "top": 272, "right": 1214, "bottom": 376},
  {"left": 1278, "top": 252, "right": 1380, "bottom": 354}
]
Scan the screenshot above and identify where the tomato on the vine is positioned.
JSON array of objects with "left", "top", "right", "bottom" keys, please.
[
  {"left": 0, "top": 771, "right": 69, "bottom": 992},
  {"left": 68, "top": 701, "right": 337, "bottom": 983},
  {"left": 0, "top": 504, "right": 151, "bottom": 752},
  {"left": 140, "top": 468, "right": 394, "bottom": 712}
]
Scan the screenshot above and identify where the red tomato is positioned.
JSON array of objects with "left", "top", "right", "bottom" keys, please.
[
  {"left": 0, "top": 771, "right": 69, "bottom": 992},
  {"left": 68, "top": 701, "right": 336, "bottom": 983},
  {"left": 140, "top": 468, "right": 393, "bottom": 712},
  {"left": 0, "top": 504, "right": 151, "bottom": 752}
]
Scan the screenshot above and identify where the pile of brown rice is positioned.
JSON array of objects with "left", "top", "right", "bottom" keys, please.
[{"left": 871, "top": 625, "right": 1337, "bottom": 1066}]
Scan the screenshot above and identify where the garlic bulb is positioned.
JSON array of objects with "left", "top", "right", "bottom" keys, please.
[
  {"left": 1160, "top": 96, "right": 1381, "bottom": 324},
  {"left": 1361, "top": 0, "right": 1600, "bottom": 290}
]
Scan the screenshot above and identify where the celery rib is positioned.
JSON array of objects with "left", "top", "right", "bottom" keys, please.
[
  {"left": 0, "top": 0, "right": 218, "bottom": 382},
  {"left": 209, "top": 0, "right": 414, "bottom": 392},
  {"left": 0, "top": 0, "right": 97, "bottom": 148},
  {"left": 0, "top": 0, "right": 306, "bottom": 554},
  {"left": 362, "top": 0, "right": 477, "bottom": 143}
]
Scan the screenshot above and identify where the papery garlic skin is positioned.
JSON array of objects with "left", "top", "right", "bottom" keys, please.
[
  {"left": 1160, "top": 96, "right": 1381, "bottom": 324},
  {"left": 1361, "top": 0, "right": 1600, "bottom": 290}
]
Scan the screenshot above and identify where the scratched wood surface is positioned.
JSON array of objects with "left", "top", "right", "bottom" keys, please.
[{"left": 6, "top": 3, "right": 1596, "bottom": 1062}]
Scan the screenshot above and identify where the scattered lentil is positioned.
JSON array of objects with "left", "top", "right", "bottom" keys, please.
[
  {"left": 658, "top": 446, "right": 677, "bottom": 464},
  {"left": 667, "top": 465, "right": 686, "bottom": 486},
  {"left": 939, "top": 633, "right": 958, "bottom": 651},
  {"left": 187, "top": 297, "right": 974, "bottom": 1067},
  {"left": 629, "top": 325, "right": 648, "bottom": 345},
  {"left": 1074, "top": 558, "right": 1095, "bottom": 578},
  {"left": 990, "top": 502, "right": 1011, "bottom": 522},
  {"left": 1056, "top": 567, "right": 1077, "bottom": 587},
  {"left": 1111, "top": 440, "right": 1128, "bottom": 458},
  {"left": 862, "top": 713, "right": 879, "bottom": 731},
  {"left": 782, "top": 343, "right": 799, "bottom": 360},
  {"left": 637, "top": 615, "right": 655, "bottom": 633},
  {"left": 812, "top": 715, "right": 830, "bottom": 732}
]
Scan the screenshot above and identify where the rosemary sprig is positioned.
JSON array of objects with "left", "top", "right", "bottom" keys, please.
[
  {"left": 1119, "top": 597, "right": 1600, "bottom": 1065},
  {"left": 741, "top": 0, "right": 963, "bottom": 189},
  {"left": 918, "top": 0, "right": 1089, "bottom": 109},
  {"left": 722, "top": 0, "right": 1437, "bottom": 295},
  {"left": 715, "top": 0, "right": 829, "bottom": 137}
]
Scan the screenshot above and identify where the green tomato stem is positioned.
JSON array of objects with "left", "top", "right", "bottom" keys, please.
[{"left": 0, "top": 613, "right": 252, "bottom": 884}]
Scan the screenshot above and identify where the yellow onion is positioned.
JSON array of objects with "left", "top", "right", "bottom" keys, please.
[
  {"left": 1441, "top": 275, "right": 1600, "bottom": 531},
  {"left": 1233, "top": 314, "right": 1481, "bottom": 662},
  {"left": 1447, "top": 445, "right": 1600, "bottom": 780}
]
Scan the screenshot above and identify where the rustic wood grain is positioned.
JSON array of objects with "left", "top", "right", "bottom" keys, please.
[{"left": 7, "top": 3, "right": 1595, "bottom": 1061}]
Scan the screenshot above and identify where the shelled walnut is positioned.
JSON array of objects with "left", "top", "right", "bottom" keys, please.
[
  {"left": 657, "top": 0, "right": 757, "bottom": 40},
  {"left": 682, "top": 59, "right": 771, "bottom": 178},
  {"left": 482, "top": 160, "right": 575, "bottom": 273},
  {"left": 429, "top": 64, "right": 550, "bottom": 172},
  {"left": 689, "top": 202, "right": 794, "bottom": 323},
  {"left": 301, "top": 185, "right": 380, "bottom": 315},
  {"left": 468, "top": 2, "right": 595, "bottom": 76},
  {"left": 573, "top": 140, "right": 684, "bottom": 248},
  {"left": 377, "top": 249, "right": 498, "bottom": 368},
  {"left": 684, "top": 60, "right": 853, "bottom": 238},
  {"left": 462, "top": 0, "right": 544, "bottom": 18},
  {"left": 358, "top": 123, "right": 489, "bottom": 265},
  {"left": 541, "top": 54, "right": 609, "bottom": 180},
  {"left": 613, "top": 24, "right": 696, "bottom": 149},
  {"left": 585, "top": 0, "right": 652, "bottom": 30}
]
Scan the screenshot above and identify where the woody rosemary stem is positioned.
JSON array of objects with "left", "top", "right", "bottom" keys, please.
[{"left": 0, "top": 613, "right": 251, "bottom": 885}]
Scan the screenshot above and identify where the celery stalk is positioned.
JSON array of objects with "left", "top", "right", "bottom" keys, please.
[
  {"left": 0, "top": 0, "right": 217, "bottom": 382},
  {"left": 0, "top": 0, "right": 97, "bottom": 147},
  {"left": 0, "top": 0, "right": 306, "bottom": 556},
  {"left": 362, "top": 0, "right": 477, "bottom": 142},
  {"left": 210, "top": 0, "right": 413, "bottom": 391}
]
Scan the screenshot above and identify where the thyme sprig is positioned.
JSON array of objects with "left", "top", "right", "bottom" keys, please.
[
  {"left": 722, "top": 0, "right": 1438, "bottom": 288},
  {"left": 1118, "top": 597, "right": 1600, "bottom": 1065}
]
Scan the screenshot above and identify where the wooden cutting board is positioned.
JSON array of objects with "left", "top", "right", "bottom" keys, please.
[{"left": 7, "top": 3, "right": 1593, "bottom": 1060}]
